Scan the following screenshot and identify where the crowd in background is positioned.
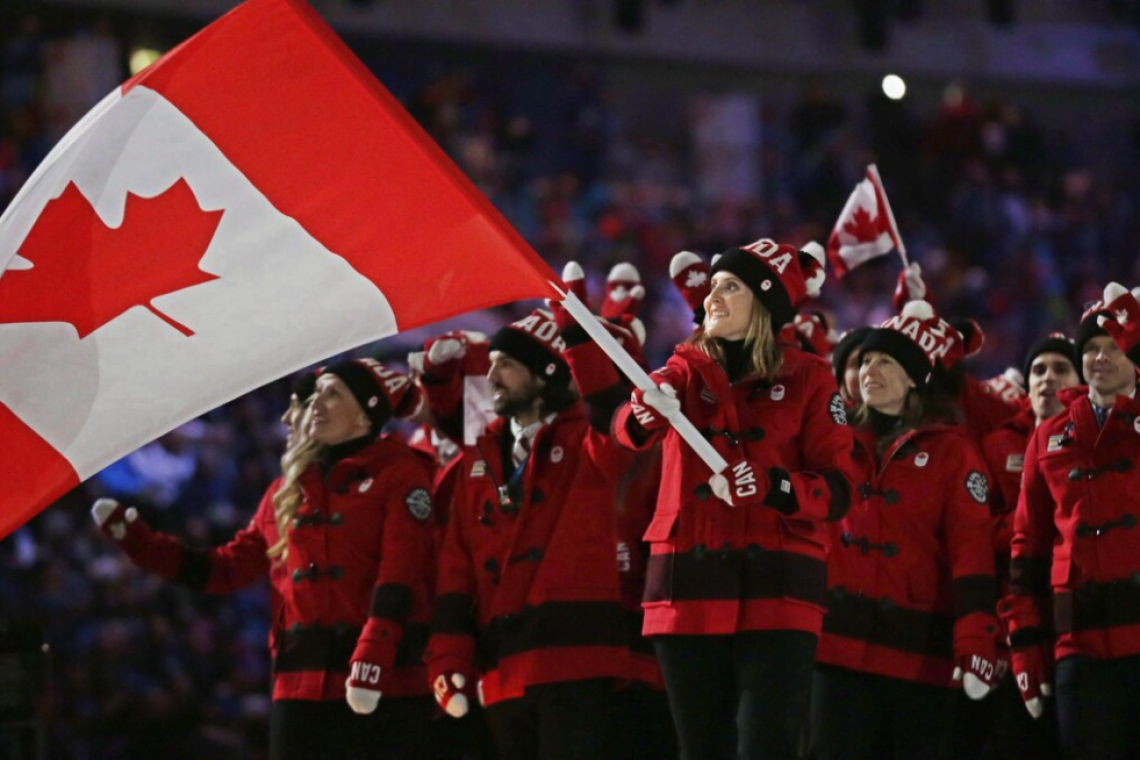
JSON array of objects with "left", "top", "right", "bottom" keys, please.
[{"left": 2, "top": 9, "right": 1140, "bottom": 757}]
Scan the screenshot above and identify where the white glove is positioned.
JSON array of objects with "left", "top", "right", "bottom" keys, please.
[
  {"left": 406, "top": 350, "right": 425, "bottom": 376},
  {"left": 91, "top": 498, "right": 138, "bottom": 540},
  {"left": 642, "top": 383, "right": 680, "bottom": 417},
  {"left": 1002, "top": 367, "right": 1025, "bottom": 389},
  {"left": 629, "top": 383, "right": 681, "bottom": 432},
  {"left": 345, "top": 683, "right": 382, "bottom": 715},
  {"left": 433, "top": 671, "right": 471, "bottom": 718},
  {"left": 428, "top": 338, "right": 467, "bottom": 366},
  {"left": 903, "top": 262, "right": 926, "bottom": 300}
]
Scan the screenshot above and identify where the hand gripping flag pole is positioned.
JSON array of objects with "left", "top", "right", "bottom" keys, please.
[{"left": 553, "top": 284, "right": 728, "bottom": 475}]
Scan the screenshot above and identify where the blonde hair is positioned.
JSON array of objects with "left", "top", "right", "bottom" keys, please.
[
  {"left": 268, "top": 403, "right": 324, "bottom": 562},
  {"left": 686, "top": 301, "right": 783, "bottom": 382}
]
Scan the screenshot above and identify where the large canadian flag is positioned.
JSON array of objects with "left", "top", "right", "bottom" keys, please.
[
  {"left": 825, "top": 165, "right": 904, "bottom": 278},
  {"left": 0, "top": 0, "right": 561, "bottom": 538}
]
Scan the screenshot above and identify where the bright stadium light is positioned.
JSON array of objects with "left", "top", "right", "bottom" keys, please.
[
  {"left": 882, "top": 74, "right": 907, "bottom": 101},
  {"left": 129, "top": 48, "right": 163, "bottom": 75}
]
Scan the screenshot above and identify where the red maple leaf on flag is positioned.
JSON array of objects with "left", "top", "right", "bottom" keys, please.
[
  {"left": 841, "top": 205, "right": 883, "bottom": 243},
  {"left": 0, "top": 179, "right": 223, "bottom": 339}
]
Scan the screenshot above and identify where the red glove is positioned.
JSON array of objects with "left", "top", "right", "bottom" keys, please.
[
  {"left": 1010, "top": 643, "right": 1053, "bottom": 719},
  {"left": 793, "top": 311, "right": 833, "bottom": 357},
  {"left": 983, "top": 368, "right": 1026, "bottom": 403},
  {"left": 601, "top": 262, "right": 645, "bottom": 321},
  {"left": 953, "top": 645, "right": 998, "bottom": 700},
  {"left": 891, "top": 262, "right": 928, "bottom": 313},
  {"left": 669, "top": 251, "right": 710, "bottom": 326},
  {"left": 629, "top": 383, "right": 679, "bottom": 432},
  {"left": 709, "top": 459, "right": 795, "bottom": 513},
  {"left": 346, "top": 623, "right": 398, "bottom": 715},
  {"left": 346, "top": 659, "right": 386, "bottom": 714},
  {"left": 547, "top": 261, "right": 588, "bottom": 333},
  {"left": 1098, "top": 282, "right": 1140, "bottom": 362},
  {"left": 432, "top": 669, "right": 475, "bottom": 718}
]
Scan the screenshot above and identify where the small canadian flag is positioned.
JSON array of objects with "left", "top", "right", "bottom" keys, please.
[
  {"left": 826, "top": 164, "right": 905, "bottom": 278},
  {"left": 0, "top": 0, "right": 561, "bottom": 538}
]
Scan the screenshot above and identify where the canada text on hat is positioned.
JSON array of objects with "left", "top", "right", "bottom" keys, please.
[
  {"left": 490, "top": 309, "right": 570, "bottom": 382},
  {"left": 357, "top": 357, "right": 412, "bottom": 400},
  {"left": 738, "top": 239, "right": 826, "bottom": 300},
  {"left": 510, "top": 311, "right": 567, "bottom": 355},
  {"left": 319, "top": 357, "right": 421, "bottom": 425},
  {"left": 879, "top": 301, "right": 958, "bottom": 367},
  {"left": 710, "top": 238, "right": 826, "bottom": 328}
]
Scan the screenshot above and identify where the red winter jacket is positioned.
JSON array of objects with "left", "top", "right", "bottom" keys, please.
[
  {"left": 817, "top": 424, "right": 998, "bottom": 687},
  {"left": 981, "top": 407, "right": 1035, "bottom": 606},
  {"left": 114, "top": 437, "right": 436, "bottom": 701},
  {"left": 426, "top": 404, "right": 636, "bottom": 706},
  {"left": 613, "top": 344, "right": 857, "bottom": 637},
  {"left": 1004, "top": 387, "right": 1140, "bottom": 662}
]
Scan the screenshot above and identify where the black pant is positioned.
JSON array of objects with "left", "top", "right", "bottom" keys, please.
[
  {"left": 1055, "top": 653, "right": 1140, "bottom": 760},
  {"left": 484, "top": 679, "right": 616, "bottom": 760},
  {"left": 952, "top": 686, "right": 991, "bottom": 760},
  {"left": 987, "top": 671, "right": 1060, "bottom": 760},
  {"left": 608, "top": 682, "right": 679, "bottom": 759},
  {"left": 269, "top": 696, "right": 433, "bottom": 760},
  {"left": 654, "top": 630, "right": 817, "bottom": 760},
  {"left": 810, "top": 665, "right": 954, "bottom": 760}
]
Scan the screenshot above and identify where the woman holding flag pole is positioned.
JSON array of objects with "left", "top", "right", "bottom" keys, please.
[
  {"left": 598, "top": 238, "right": 858, "bottom": 760},
  {"left": 90, "top": 360, "right": 437, "bottom": 760}
]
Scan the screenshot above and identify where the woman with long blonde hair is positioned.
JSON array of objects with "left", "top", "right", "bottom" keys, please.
[
  {"left": 614, "top": 239, "right": 858, "bottom": 760},
  {"left": 92, "top": 361, "right": 437, "bottom": 759}
]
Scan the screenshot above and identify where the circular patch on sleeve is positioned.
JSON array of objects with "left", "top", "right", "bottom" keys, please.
[
  {"left": 965, "top": 470, "right": 988, "bottom": 505},
  {"left": 405, "top": 488, "right": 433, "bottom": 522},
  {"left": 829, "top": 393, "right": 848, "bottom": 426}
]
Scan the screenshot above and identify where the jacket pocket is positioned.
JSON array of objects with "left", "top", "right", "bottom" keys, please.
[
  {"left": 642, "top": 551, "right": 674, "bottom": 607},
  {"left": 643, "top": 507, "right": 679, "bottom": 543},
  {"left": 778, "top": 515, "right": 825, "bottom": 551}
]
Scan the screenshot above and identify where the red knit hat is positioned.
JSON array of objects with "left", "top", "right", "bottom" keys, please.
[
  {"left": 709, "top": 239, "right": 826, "bottom": 328},
  {"left": 862, "top": 300, "right": 958, "bottom": 387},
  {"left": 792, "top": 310, "right": 835, "bottom": 358},
  {"left": 489, "top": 309, "right": 570, "bottom": 386},
  {"left": 320, "top": 358, "right": 422, "bottom": 428}
]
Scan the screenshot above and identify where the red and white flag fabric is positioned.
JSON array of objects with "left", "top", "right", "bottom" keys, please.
[
  {"left": 0, "top": 0, "right": 561, "bottom": 538},
  {"left": 826, "top": 164, "right": 904, "bottom": 278}
]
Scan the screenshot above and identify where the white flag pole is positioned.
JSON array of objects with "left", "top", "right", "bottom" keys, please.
[
  {"left": 555, "top": 286, "right": 728, "bottom": 475},
  {"left": 867, "top": 164, "right": 909, "bottom": 268}
]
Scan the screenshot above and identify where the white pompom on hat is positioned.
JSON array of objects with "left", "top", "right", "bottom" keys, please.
[{"left": 861, "top": 299, "right": 957, "bottom": 387}]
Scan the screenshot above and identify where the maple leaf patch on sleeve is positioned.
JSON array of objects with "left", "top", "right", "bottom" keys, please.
[{"left": 0, "top": 179, "right": 223, "bottom": 338}]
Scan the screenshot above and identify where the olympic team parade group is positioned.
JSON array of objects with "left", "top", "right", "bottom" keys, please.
[{"left": 91, "top": 238, "right": 1140, "bottom": 760}]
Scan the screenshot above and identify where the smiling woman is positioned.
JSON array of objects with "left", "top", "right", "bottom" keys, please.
[
  {"left": 308, "top": 373, "right": 374, "bottom": 446},
  {"left": 814, "top": 300, "right": 1000, "bottom": 760},
  {"left": 91, "top": 359, "right": 438, "bottom": 760},
  {"left": 614, "top": 238, "right": 859, "bottom": 760}
]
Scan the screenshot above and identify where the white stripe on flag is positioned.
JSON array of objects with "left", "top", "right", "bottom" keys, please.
[{"left": 0, "top": 86, "right": 395, "bottom": 480}]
